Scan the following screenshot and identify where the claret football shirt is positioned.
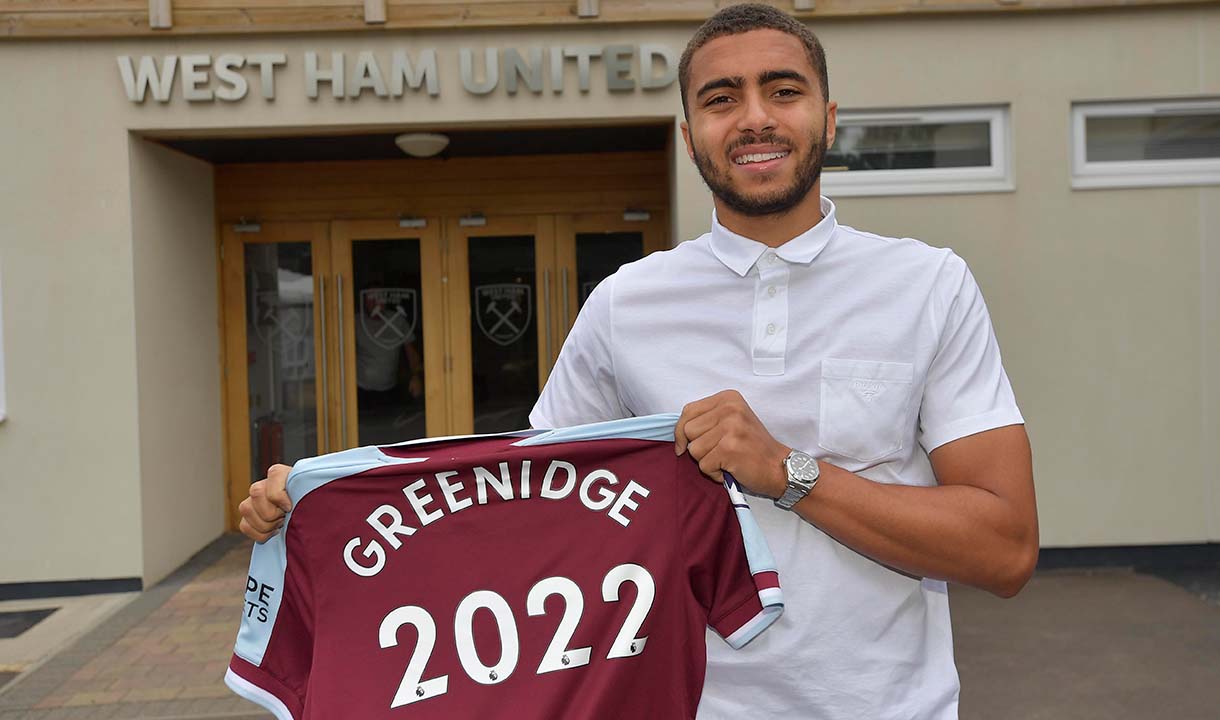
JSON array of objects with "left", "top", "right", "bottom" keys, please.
[{"left": 226, "top": 414, "right": 783, "bottom": 719}]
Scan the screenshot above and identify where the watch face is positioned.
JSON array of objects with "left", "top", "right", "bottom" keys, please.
[{"left": 786, "top": 452, "right": 818, "bottom": 482}]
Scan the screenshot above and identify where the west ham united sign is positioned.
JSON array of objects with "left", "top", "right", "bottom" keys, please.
[{"left": 116, "top": 45, "right": 679, "bottom": 103}]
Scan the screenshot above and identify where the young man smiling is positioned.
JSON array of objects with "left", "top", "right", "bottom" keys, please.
[
  {"left": 536, "top": 6, "right": 1037, "bottom": 717},
  {"left": 241, "top": 4, "right": 1038, "bottom": 718}
]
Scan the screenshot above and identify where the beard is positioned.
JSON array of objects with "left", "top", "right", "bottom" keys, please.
[{"left": 692, "top": 128, "right": 828, "bottom": 218}]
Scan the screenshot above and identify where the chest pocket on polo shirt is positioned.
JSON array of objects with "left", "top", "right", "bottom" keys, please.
[{"left": 818, "top": 358, "right": 915, "bottom": 463}]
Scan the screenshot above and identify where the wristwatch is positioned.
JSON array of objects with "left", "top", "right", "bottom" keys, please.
[{"left": 775, "top": 449, "right": 820, "bottom": 510}]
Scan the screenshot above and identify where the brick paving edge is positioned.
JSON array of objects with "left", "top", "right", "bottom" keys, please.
[{"left": 0, "top": 534, "right": 249, "bottom": 712}]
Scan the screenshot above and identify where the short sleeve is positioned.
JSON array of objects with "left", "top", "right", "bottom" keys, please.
[
  {"left": 529, "top": 275, "right": 630, "bottom": 429},
  {"left": 225, "top": 534, "right": 313, "bottom": 720},
  {"left": 679, "top": 456, "right": 784, "bottom": 650},
  {"left": 918, "top": 253, "right": 1025, "bottom": 453}
]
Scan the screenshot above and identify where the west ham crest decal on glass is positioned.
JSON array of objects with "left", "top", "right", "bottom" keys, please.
[
  {"left": 360, "top": 288, "right": 418, "bottom": 349},
  {"left": 253, "top": 290, "right": 310, "bottom": 344},
  {"left": 475, "top": 283, "right": 532, "bottom": 346}
]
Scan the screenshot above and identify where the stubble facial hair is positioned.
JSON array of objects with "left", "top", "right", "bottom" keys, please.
[{"left": 692, "top": 125, "right": 828, "bottom": 218}]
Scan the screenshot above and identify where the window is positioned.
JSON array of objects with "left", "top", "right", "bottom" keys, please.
[
  {"left": 1072, "top": 99, "right": 1220, "bottom": 189},
  {"left": 821, "top": 106, "right": 1012, "bottom": 197}
]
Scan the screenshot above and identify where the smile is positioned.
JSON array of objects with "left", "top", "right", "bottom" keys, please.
[{"left": 734, "top": 151, "right": 789, "bottom": 165}]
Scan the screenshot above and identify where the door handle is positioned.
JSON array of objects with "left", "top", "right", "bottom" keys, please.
[
  {"left": 542, "top": 269, "right": 553, "bottom": 367},
  {"left": 561, "top": 268, "right": 571, "bottom": 333},
  {"left": 318, "top": 276, "right": 329, "bottom": 454},
  {"left": 336, "top": 273, "right": 348, "bottom": 448}
]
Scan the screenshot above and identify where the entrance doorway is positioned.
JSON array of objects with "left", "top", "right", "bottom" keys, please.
[
  {"left": 220, "top": 211, "right": 666, "bottom": 519},
  {"left": 198, "top": 127, "right": 673, "bottom": 527}
]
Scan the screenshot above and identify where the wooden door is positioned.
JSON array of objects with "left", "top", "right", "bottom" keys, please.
[
  {"left": 445, "top": 215, "right": 557, "bottom": 435},
  {"left": 330, "top": 219, "right": 447, "bottom": 446},
  {"left": 220, "top": 221, "right": 331, "bottom": 527}
]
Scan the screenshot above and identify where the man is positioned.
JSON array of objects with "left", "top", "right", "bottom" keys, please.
[
  {"left": 355, "top": 286, "right": 425, "bottom": 442},
  {"left": 241, "top": 5, "right": 1037, "bottom": 718}
]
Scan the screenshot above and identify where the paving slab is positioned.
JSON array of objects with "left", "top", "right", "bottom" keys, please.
[
  {"left": 0, "top": 535, "right": 270, "bottom": 720},
  {"left": 0, "top": 593, "right": 136, "bottom": 682},
  {"left": 952, "top": 568, "right": 1220, "bottom": 719}
]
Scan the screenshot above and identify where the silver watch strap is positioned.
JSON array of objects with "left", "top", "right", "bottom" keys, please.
[
  {"left": 775, "top": 482, "right": 809, "bottom": 510},
  {"left": 774, "top": 450, "right": 819, "bottom": 511}
]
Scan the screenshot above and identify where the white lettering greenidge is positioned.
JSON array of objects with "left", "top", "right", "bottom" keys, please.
[
  {"left": 116, "top": 44, "right": 678, "bottom": 104},
  {"left": 342, "top": 459, "right": 651, "bottom": 578}
]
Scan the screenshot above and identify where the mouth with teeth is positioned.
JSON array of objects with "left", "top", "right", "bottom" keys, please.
[{"left": 734, "top": 151, "right": 790, "bottom": 165}]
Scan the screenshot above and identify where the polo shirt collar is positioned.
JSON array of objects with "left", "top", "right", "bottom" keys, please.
[{"left": 709, "top": 196, "right": 838, "bottom": 277}]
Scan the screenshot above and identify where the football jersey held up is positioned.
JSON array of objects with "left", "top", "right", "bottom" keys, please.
[{"left": 226, "top": 414, "right": 784, "bottom": 719}]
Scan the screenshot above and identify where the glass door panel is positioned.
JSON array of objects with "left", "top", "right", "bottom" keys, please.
[
  {"left": 554, "top": 212, "right": 666, "bottom": 351},
  {"left": 221, "top": 222, "right": 330, "bottom": 528},
  {"left": 468, "top": 235, "right": 537, "bottom": 433},
  {"left": 243, "top": 242, "right": 319, "bottom": 475},
  {"left": 351, "top": 239, "right": 427, "bottom": 445},
  {"left": 331, "top": 220, "right": 446, "bottom": 447},
  {"left": 448, "top": 216, "right": 555, "bottom": 435},
  {"left": 574, "top": 232, "right": 644, "bottom": 309}
]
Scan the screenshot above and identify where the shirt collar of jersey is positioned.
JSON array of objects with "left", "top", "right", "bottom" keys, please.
[{"left": 709, "top": 195, "right": 838, "bottom": 277}]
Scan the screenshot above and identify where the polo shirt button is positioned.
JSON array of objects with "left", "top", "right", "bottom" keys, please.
[
  {"left": 766, "top": 323, "right": 777, "bottom": 335},
  {"left": 767, "top": 285, "right": 777, "bottom": 297}
]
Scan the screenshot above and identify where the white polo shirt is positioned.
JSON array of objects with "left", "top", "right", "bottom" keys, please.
[{"left": 529, "top": 196, "right": 1024, "bottom": 720}]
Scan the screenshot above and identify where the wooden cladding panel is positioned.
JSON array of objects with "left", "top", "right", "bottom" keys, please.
[
  {"left": 217, "top": 152, "right": 666, "bottom": 186},
  {"left": 214, "top": 152, "right": 669, "bottom": 222},
  {"left": 172, "top": 0, "right": 363, "bottom": 7},
  {"left": 0, "top": 0, "right": 143, "bottom": 10},
  {"left": 221, "top": 175, "right": 665, "bottom": 203},
  {"left": 216, "top": 191, "right": 667, "bottom": 221},
  {"left": 9, "top": 0, "right": 1209, "bottom": 38}
]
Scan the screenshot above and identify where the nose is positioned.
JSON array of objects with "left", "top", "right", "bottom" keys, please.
[{"left": 736, "top": 90, "right": 775, "bottom": 135}]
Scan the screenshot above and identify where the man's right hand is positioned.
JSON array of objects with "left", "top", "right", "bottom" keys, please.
[{"left": 238, "top": 464, "right": 293, "bottom": 542}]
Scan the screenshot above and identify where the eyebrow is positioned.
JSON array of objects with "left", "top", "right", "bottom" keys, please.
[
  {"left": 758, "top": 69, "right": 809, "bottom": 87},
  {"left": 695, "top": 76, "right": 743, "bottom": 99},
  {"left": 695, "top": 69, "right": 811, "bottom": 100}
]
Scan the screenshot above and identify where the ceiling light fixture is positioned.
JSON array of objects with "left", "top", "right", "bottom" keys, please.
[{"left": 395, "top": 132, "right": 450, "bottom": 158}]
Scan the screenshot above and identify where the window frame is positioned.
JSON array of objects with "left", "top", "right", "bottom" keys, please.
[
  {"left": 821, "top": 105, "right": 1014, "bottom": 198},
  {"left": 1071, "top": 98, "right": 1220, "bottom": 190}
]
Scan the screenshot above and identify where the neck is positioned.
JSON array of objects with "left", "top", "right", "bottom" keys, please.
[{"left": 714, "top": 184, "right": 825, "bottom": 248}]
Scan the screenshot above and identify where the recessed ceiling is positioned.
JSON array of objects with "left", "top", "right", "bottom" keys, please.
[{"left": 160, "top": 124, "right": 670, "bottom": 164}]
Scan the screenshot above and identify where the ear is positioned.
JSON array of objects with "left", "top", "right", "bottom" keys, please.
[
  {"left": 679, "top": 120, "right": 696, "bottom": 162},
  {"left": 825, "top": 100, "right": 838, "bottom": 150}
]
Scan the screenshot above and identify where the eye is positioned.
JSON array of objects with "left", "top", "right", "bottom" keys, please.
[
  {"left": 774, "top": 87, "right": 801, "bottom": 98},
  {"left": 706, "top": 95, "right": 731, "bottom": 106}
]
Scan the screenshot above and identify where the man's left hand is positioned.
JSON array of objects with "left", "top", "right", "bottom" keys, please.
[{"left": 674, "top": 389, "right": 791, "bottom": 498}]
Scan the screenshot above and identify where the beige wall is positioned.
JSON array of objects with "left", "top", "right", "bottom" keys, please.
[
  {"left": 129, "top": 139, "right": 223, "bottom": 587},
  {"left": 1203, "top": 189, "right": 1220, "bottom": 547},
  {"left": 0, "top": 5, "right": 1217, "bottom": 585},
  {"left": 822, "top": 9, "right": 1220, "bottom": 546},
  {"left": 0, "top": 53, "right": 145, "bottom": 582}
]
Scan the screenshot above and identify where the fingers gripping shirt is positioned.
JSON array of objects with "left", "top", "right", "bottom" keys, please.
[{"left": 225, "top": 414, "right": 783, "bottom": 720}]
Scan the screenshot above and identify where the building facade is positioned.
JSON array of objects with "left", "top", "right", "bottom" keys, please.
[{"left": 1, "top": 0, "right": 1218, "bottom": 591}]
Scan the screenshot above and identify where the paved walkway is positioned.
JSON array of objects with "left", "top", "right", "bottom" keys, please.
[
  {"left": 0, "top": 535, "right": 266, "bottom": 720},
  {"left": 0, "top": 534, "right": 1216, "bottom": 719},
  {"left": 952, "top": 567, "right": 1220, "bottom": 719}
]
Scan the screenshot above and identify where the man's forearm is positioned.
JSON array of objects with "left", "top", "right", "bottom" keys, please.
[{"left": 792, "top": 462, "right": 1038, "bottom": 597}]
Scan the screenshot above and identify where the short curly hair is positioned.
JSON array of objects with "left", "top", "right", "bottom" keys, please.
[{"left": 678, "top": 3, "right": 829, "bottom": 120}]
